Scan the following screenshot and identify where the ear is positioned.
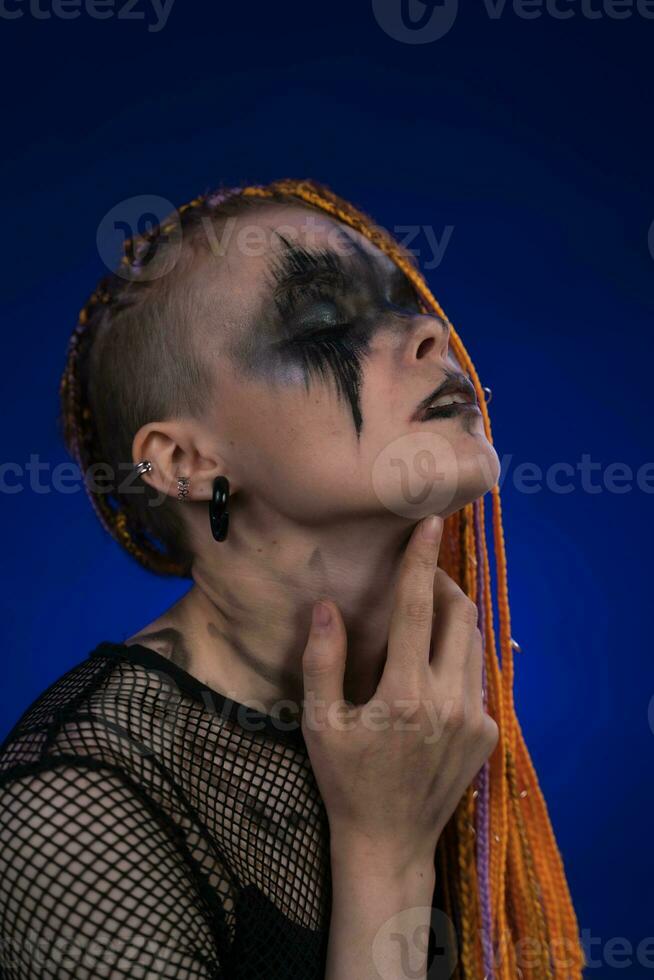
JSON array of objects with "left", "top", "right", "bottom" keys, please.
[{"left": 131, "top": 420, "right": 233, "bottom": 502}]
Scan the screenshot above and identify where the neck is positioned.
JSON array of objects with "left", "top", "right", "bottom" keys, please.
[{"left": 163, "top": 504, "right": 415, "bottom": 719}]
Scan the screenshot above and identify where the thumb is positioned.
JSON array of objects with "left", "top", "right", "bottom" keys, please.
[{"left": 301, "top": 599, "right": 347, "bottom": 713}]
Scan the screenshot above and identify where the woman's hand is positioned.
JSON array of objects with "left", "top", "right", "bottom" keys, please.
[{"left": 300, "top": 514, "right": 499, "bottom": 871}]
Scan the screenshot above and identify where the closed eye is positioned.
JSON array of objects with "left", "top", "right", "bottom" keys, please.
[
  {"left": 302, "top": 323, "right": 352, "bottom": 344},
  {"left": 387, "top": 274, "right": 422, "bottom": 313},
  {"left": 292, "top": 298, "right": 352, "bottom": 340}
]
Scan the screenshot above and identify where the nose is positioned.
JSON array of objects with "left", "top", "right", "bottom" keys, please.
[{"left": 405, "top": 315, "right": 450, "bottom": 365}]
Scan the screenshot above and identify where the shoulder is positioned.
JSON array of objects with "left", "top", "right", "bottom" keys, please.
[
  {"left": 0, "top": 641, "right": 192, "bottom": 788},
  {"left": 0, "top": 756, "right": 227, "bottom": 977},
  {"left": 0, "top": 645, "right": 116, "bottom": 773}
]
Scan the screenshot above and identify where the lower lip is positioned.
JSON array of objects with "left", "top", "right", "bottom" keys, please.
[{"left": 419, "top": 402, "right": 481, "bottom": 421}]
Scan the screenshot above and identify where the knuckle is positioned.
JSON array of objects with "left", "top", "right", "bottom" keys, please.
[
  {"left": 477, "top": 715, "right": 499, "bottom": 750},
  {"left": 443, "top": 700, "right": 466, "bottom": 731},
  {"left": 485, "top": 716, "right": 500, "bottom": 747},
  {"left": 467, "top": 712, "right": 488, "bottom": 740},
  {"left": 414, "top": 546, "right": 438, "bottom": 571},
  {"left": 302, "top": 652, "right": 335, "bottom": 677},
  {"left": 452, "top": 595, "right": 478, "bottom": 626}
]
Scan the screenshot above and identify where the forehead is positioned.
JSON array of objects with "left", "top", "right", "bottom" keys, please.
[
  {"left": 218, "top": 203, "right": 400, "bottom": 296},
  {"left": 192, "top": 203, "right": 413, "bottom": 360}
]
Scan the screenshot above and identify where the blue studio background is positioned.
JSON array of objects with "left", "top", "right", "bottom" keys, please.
[{"left": 2, "top": 2, "right": 652, "bottom": 975}]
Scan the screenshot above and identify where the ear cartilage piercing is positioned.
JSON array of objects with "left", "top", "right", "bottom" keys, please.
[
  {"left": 135, "top": 459, "right": 152, "bottom": 475},
  {"left": 482, "top": 386, "right": 493, "bottom": 404},
  {"left": 177, "top": 476, "right": 190, "bottom": 500}
]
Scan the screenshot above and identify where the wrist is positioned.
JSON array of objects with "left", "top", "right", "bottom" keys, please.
[{"left": 329, "top": 833, "right": 437, "bottom": 885}]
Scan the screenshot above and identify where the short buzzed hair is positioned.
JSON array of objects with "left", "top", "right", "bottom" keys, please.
[{"left": 63, "top": 191, "right": 304, "bottom": 576}]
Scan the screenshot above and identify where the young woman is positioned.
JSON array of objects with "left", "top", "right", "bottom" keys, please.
[{"left": 0, "top": 179, "right": 585, "bottom": 979}]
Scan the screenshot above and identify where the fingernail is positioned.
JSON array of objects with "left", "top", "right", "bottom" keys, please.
[
  {"left": 313, "top": 601, "right": 331, "bottom": 629},
  {"left": 422, "top": 515, "right": 441, "bottom": 542}
]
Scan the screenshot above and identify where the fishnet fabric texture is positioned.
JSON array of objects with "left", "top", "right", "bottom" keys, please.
[{"left": 0, "top": 642, "right": 332, "bottom": 979}]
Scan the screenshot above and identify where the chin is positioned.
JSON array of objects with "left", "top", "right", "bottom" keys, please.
[
  {"left": 443, "top": 443, "right": 501, "bottom": 515},
  {"left": 369, "top": 424, "right": 501, "bottom": 520}
]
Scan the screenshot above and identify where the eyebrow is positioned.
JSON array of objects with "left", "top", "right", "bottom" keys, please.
[
  {"left": 267, "top": 233, "right": 411, "bottom": 317},
  {"left": 269, "top": 236, "right": 349, "bottom": 312}
]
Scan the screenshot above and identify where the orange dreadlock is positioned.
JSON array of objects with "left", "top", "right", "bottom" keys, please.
[{"left": 59, "top": 178, "right": 586, "bottom": 979}]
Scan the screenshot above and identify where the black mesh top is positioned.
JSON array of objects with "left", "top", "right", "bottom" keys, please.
[{"left": 0, "top": 641, "right": 334, "bottom": 979}]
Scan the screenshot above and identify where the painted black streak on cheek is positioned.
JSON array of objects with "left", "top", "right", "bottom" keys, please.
[
  {"left": 280, "top": 329, "right": 370, "bottom": 441},
  {"left": 295, "top": 337, "right": 366, "bottom": 441},
  {"left": 346, "top": 316, "right": 402, "bottom": 440},
  {"left": 332, "top": 346, "right": 366, "bottom": 440}
]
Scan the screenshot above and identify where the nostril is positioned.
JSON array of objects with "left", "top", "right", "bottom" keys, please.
[{"left": 416, "top": 337, "right": 435, "bottom": 359}]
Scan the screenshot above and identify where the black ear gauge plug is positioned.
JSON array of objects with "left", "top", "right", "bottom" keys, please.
[{"left": 209, "top": 475, "right": 230, "bottom": 542}]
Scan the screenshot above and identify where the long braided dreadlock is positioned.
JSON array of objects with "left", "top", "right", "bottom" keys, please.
[{"left": 59, "top": 178, "right": 586, "bottom": 979}]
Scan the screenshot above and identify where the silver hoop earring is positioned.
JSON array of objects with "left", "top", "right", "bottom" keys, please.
[
  {"left": 135, "top": 459, "right": 152, "bottom": 475},
  {"left": 177, "top": 476, "right": 190, "bottom": 500}
]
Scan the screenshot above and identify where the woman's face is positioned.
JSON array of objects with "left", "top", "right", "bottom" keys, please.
[{"left": 196, "top": 204, "right": 500, "bottom": 525}]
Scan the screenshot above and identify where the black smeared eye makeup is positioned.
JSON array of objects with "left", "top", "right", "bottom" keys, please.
[
  {"left": 249, "top": 232, "right": 425, "bottom": 438},
  {"left": 267, "top": 234, "right": 422, "bottom": 337},
  {"left": 386, "top": 269, "right": 424, "bottom": 315},
  {"left": 269, "top": 237, "right": 351, "bottom": 325}
]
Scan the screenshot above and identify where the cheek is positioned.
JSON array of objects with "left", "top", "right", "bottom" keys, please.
[
  {"left": 258, "top": 359, "right": 310, "bottom": 388},
  {"left": 357, "top": 359, "right": 409, "bottom": 447},
  {"left": 252, "top": 425, "right": 373, "bottom": 521},
  {"left": 223, "top": 382, "right": 368, "bottom": 507},
  {"left": 234, "top": 343, "right": 354, "bottom": 406}
]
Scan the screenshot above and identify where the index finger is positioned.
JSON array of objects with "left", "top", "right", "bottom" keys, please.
[{"left": 384, "top": 515, "right": 444, "bottom": 681}]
